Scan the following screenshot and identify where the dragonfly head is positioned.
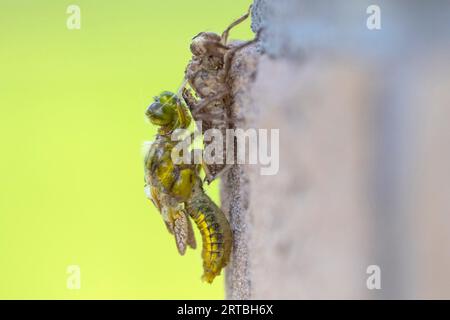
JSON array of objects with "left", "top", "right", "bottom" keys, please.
[{"left": 146, "top": 92, "right": 191, "bottom": 131}]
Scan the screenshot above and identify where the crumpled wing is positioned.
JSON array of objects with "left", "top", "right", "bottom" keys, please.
[
  {"left": 185, "top": 212, "right": 197, "bottom": 249},
  {"left": 171, "top": 208, "right": 189, "bottom": 255},
  {"left": 145, "top": 184, "right": 196, "bottom": 254},
  {"left": 171, "top": 208, "right": 197, "bottom": 255},
  {"left": 145, "top": 185, "right": 174, "bottom": 235}
]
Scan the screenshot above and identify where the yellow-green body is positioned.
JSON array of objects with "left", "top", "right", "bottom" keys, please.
[
  {"left": 186, "top": 184, "right": 232, "bottom": 283},
  {"left": 144, "top": 92, "right": 232, "bottom": 283}
]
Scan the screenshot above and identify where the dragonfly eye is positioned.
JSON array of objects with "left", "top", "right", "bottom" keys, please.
[{"left": 146, "top": 92, "right": 178, "bottom": 126}]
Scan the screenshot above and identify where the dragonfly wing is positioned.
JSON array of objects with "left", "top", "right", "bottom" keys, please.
[
  {"left": 171, "top": 208, "right": 189, "bottom": 255},
  {"left": 186, "top": 212, "right": 197, "bottom": 249}
]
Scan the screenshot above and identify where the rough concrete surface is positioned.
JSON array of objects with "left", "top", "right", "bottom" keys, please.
[
  {"left": 222, "top": 0, "right": 450, "bottom": 299},
  {"left": 249, "top": 54, "right": 374, "bottom": 299},
  {"left": 221, "top": 43, "right": 260, "bottom": 300}
]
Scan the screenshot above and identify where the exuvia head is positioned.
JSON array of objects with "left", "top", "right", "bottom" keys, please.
[
  {"left": 190, "top": 32, "right": 225, "bottom": 57},
  {"left": 146, "top": 92, "right": 191, "bottom": 132}
]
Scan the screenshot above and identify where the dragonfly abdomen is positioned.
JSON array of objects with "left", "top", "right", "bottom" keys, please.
[{"left": 186, "top": 190, "right": 232, "bottom": 283}]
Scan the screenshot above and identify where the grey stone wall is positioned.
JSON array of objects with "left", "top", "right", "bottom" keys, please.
[{"left": 223, "top": 0, "right": 450, "bottom": 299}]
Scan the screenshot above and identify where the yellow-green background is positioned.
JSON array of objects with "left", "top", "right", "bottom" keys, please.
[{"left": 0, "top": 0, "right": 253, "bottom": 299}]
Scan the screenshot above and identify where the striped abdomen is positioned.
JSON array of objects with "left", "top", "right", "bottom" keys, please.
[{"left": 186, "top": 189, "right": 232, "bottom": 283}]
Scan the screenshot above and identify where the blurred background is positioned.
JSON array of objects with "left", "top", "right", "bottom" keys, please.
[
  {"left": 0, "top": 0, "right": 253, "bottom": 299},
  {"left": 244, "top": 0, "right": 450, "bottom": 299}
]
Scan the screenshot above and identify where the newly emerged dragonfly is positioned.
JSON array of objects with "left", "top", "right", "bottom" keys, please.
[{"left": 144, "top": 92, "right": 232, "bottom": 283}]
